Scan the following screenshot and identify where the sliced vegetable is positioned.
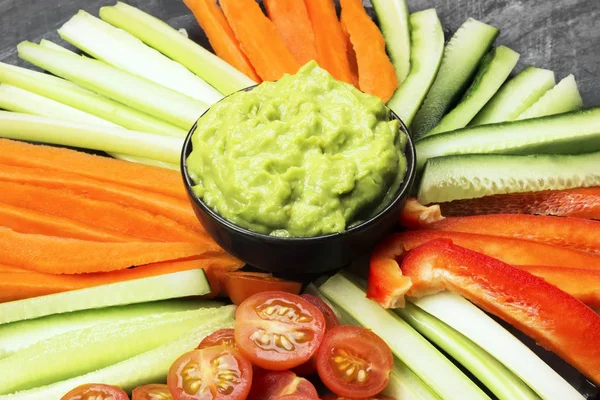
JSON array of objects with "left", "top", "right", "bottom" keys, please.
[
  {"left": 0, "top": 62, "right": 186, "bottom": 137},
  {"left": 247, "top": 370, "right": 318, "bottom": 400},
  {"left": 426, "top": 46, "right": 520, "bottom": 135},
  {"left": 340, "top": 0, "right": 399, "bottom": 102},
  {"left": 61, "top": 384, "right": 129, "bottom": 400},
  {"left": 470, "top": 66, "right": 555, "bottom": 125},
  {"left": 168, "top": 345, "right": 253, "bottom": 400},
  {"left": 264, "top": 0, "right": 318, "bottom": 65},
  {"left": 0, "top": 269, "right": 211, "bottom": 325},
  {"left": 304, "top": 0, "right": 354, "bottom": 84},
  {"left": 132, "top": 384, "right": 172, "bottom": 400},
  {"left": 234, "top": 291, "right": 326, "bottom": 370},
  {"left": 399, "top": 198, "right": 444, "bottom": 229},
  {"left": 187, "top": 1, "right": 260, "bottom": 82},
  {"left": 414, "top": 291, "right": 583, "bottom": 400},
  {"left": 387, "top": 9, "right": 444, "bottom": 127},
  {"left": 439, "top": 187, "right": 600, "bottom": 220},
  {"left": 396, "top": 302, "right": 538, "bottom": 400},
  {"left": 400, "top": 240, "right": 600, "bottom": 386},
  {"left": 418, "top": 152, "right": 600, "bottom": 204},
  {"left": 59, "top": 11, "right": 222, "bottom": 105},
  {"left": 339, "top": 14, "right": 359, "bottom": 86},
  {"left": 414, "top": 107, "right": 600, "bottom": 173},
  {"left": 371, "top": 0, "right": 411, "bottom": 85},
  {"left": 320, "top": 273, "right": 490, "bottom": 400},
  {"left": 517, "top": 74, "right": 584, "bottom": 120},
  {"left": 197, "top": 328, "right": 236, "bottom": 349},
  {"left": 219, "top": 0, "right": 299, "bottom": 82},
  {"left": 100, "top": 2, "right": 256, "bottom": 95},
  {"left": 424, "top": 213, "right": 600, "bottom": 253},
  {"left": 300, "top": 294, "right": 340, "bottom": 331},
  {"left": 224, "top": 271, "right": 302, "bottom": 305},
  {"left": 411, "top": 18, "right": 499, "bottom": 137}
]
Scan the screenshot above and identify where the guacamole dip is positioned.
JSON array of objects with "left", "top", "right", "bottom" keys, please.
[{"left": 187, "top": 62, "right": 407, "bottom": 237}]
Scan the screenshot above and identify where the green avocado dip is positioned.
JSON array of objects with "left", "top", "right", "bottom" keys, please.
[{"left": 187, "top": 61, "right": 407, "bottom": 237}]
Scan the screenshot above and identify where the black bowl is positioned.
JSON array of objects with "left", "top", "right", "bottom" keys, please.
[{"left": 181, "top": 97, "right": 416, "bottom": 276}]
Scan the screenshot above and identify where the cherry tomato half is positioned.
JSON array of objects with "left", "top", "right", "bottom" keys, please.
[
  {"left": 300, "top": 294, "right": 339, "bottom": 331},
  {"left": 321, "top": 395, "right": 396, "bottom": 400},
  {"left": 317, "top": 326, "right": 393, "bottom": 398},
  {"left": 225, "top": 272, "right": 302, "bottom": 305},
  {"left": 61, "top": 383, "right": 129, "bottom": 400},
  {"left": 247, "top": 370, "right": 318, "bottom": 400},
  {"left": 197, "top": 329, "right": 236, "bottom": 349},
  {"left": 167, "top": 345, "right": 253, "bottom": 400},
  {"left": 132, "top": 384, "right": 172, "bottom": 400},
  {"left": 235, "top": 291, "right": 326, "bottom": 370},
  {"left": 279, "top": 395, "right": 319, "bottom": 400}
]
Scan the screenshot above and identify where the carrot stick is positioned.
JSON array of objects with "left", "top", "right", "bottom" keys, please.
[
  {"left": 0, "top": 202, "right": 137, "bottom": 242},
  {"left": 0, "top": 139, "right": 188, "bottom": 201},
  {"left": 219, "top": 0, "right": 300, "bottom": 82},
  {"left": 340, "top": 0, "right": 399, "bottom": 101},
  {"left": 182, "top": 0, "right": 261, "bottom": 82},
  {"left": 339, "top": 13, "right": 359, "bottom": 87},
  {"left": 0, "top": 228, "right": 219, "bottom": 274},
  {"left": 0, "top": 181, "right": 206, "bottom": 243},
  {"left": 304, "top": 0, "right": 354, "bottom": 84},
  {"left": 264, "top": 0, "right": 318, "bottom": 65},
  {"left": 0, "top": 164, "right": 203, "bottom": 234}
]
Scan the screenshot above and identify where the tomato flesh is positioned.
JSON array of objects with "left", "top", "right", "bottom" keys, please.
[
  {"left": 235, "top": 291, "right": 326, "bottom": 370},
  {"left": 317, "top": 326, "right": 393, "bottom": 398},
  {"left": 167, "top": 345, "right": 252, "bottom": 400},
  {"left": 247, "top": 370, "right": 318, "bottom": 400},
  {"left": 197, "top": 329, "right": 236, "bottom": 349},
  {"left": 300, "top": 294, "right": 339, "bottom": 330},
  {"left": 225, "top": 272, "right": 302, "bottom": 305},
  {"left": 321, "top": 395, "right": 396, "bottom": 400},
  {"left": 132, "top": 384, "right": 172, "bottom": 400},
  {"left": 61, "top": 383, "right": 129, "bottom": 400}
]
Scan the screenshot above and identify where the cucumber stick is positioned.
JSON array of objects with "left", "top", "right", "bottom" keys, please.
[
  {"left": 411, "top": 18, "right": 499, "bottom": 137},
  {"left": 426, "top": 46, "right": 519, "bottom": 136},
  {"left": 414, "top": 107, "right": 600, "bottom": 172},
  {"left": 0, "top": 313, "right": 235, "bottom": 400},
  {"left": 320, "top": 273, "right": 490, "bottom": 400},
  {"left": 371, "top": 0, "right": 411, "bottom": 84},
  {"left": 470, "top": 66, "right": 555, "bottom": 125},
  {"left": 0, "top": 300, "right": 221, "bottom": 359},
  {"left": 0, "top": 306, "right": 231, "bottom": 394},
  {"left": 418, "top": 152, "right": 600, "bottom": 204},
  {"left": 517, "top": 74, "right": 583, "bottom": 120},
  {"left": 387, "top": 9, "right": 444, "bottom": 127},
  {"left": 0, "top": 269, "right": 210, "bottom": 325},
  {"left": 414, "top": 292, "right": 583, "bottom": 400}
]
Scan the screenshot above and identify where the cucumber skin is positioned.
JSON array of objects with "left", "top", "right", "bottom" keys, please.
[
  {"left": 387, "top": 9, "right": 444, "bottom": 127},
  {"left": 0, "top": 310, "right": 235, "bottom": 400},
  {"left": 426, "top": 46, "right": 520, "bottom": 136},
  {"left": 415, "top": 107, "right": 600, "bottom": 173},
  {"left": 418, "top": 152, "right": 600, "bottom": 204},
  {"left": 411, "top": 18, "right": 500, "bottom": 138},
  {"left": 517, "top": 74, "right": 583, "bottom": 120}
]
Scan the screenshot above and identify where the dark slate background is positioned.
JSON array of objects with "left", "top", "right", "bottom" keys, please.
[{"left": 0, "top": 0, "right": 599, "bottom": 398}]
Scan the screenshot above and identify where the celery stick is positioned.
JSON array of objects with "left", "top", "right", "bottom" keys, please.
[
  {"left": 0, "top": 313, "right": 234, "bottom": 400},
  {"left": 39, "top": 39, "right": 74, "bottom": 53},
  {"left": 18, "top": 41, "right": 207, "bottom": 130},
  {"left": 0, "top": 300, "right": 222, "bottom": 359},
  {"left": 0, "top": 62, "right": 186, "bottom": 137},
  {"left": 0, "top": 269, "right": 209, "bottom": 325},
  {"left": 517, "top": 74, "right": 584, "bottom": 120},
  {"left": 0, "top": 112, "right": 183, "bottom": 163},
  {"left": 320, "top": 273, "right": 489, "bottom": 400},
  {"left": 59, "top": 11, "right": 223, "bottom": 104},
  {"left": 100, "top": 2, "right": 256, "bottom": 95},
  {"left": 0, "top": 307, "right": 229, "bottom": 394},
  {"left": 396, "top": 302, "right": 539, "bottom": 400},
  {"left": 414, "top": 292, "right": 583, "bottom": 400}
]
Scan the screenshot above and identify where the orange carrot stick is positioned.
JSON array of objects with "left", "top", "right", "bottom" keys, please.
[
  {"left": 0, "top": 202, "right": 137, "bottom": 242},
  {"left": 182, "top": 0, "right": 260, "bottom": 82},
  {"left": 0, "top": 181, "right": 205, "bottom": 243},
  {"left": 339, "top": 13, "right": 359, "bottom": 87},
  {"left": 304, "top": 0, "right": 354, "bottom": 84},
  {"left": 220, "top": 0, "right": 300, "bottom": 81},
  {"left": 0, "top": 228, "right": 219, "bottom": 274},
  {"left": 264, "top": 0, "right": 318, "bottom": 65},
  {"left": 340, "top": 0, "right": 399, "bottom": 101},
  {"left": 0, "top": 164, "right": 203, "bottom": 234},
  {"left": 0, "top": 139, "right": 188, "bottom": 201}
]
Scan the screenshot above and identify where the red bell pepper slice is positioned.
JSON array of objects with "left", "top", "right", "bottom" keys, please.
[
  {"left": 425, "top": 214, "right": 600, "bottom": 254},
  {"left": 439, "top": 187, "right": 600, "bottom": 220},
  {"left": 367, "top": 235, "right": 412, "bottom": 308},
  {"left": 400, "top": 239, "right": 600, "bottom": 385},
  {"left": 399, "top": 198, "right": 444, "bottom": 229}
]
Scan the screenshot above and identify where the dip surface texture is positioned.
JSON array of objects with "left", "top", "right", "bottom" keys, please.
[{"left": 187, "top": 62, "right": 406, "bottom": 237}]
